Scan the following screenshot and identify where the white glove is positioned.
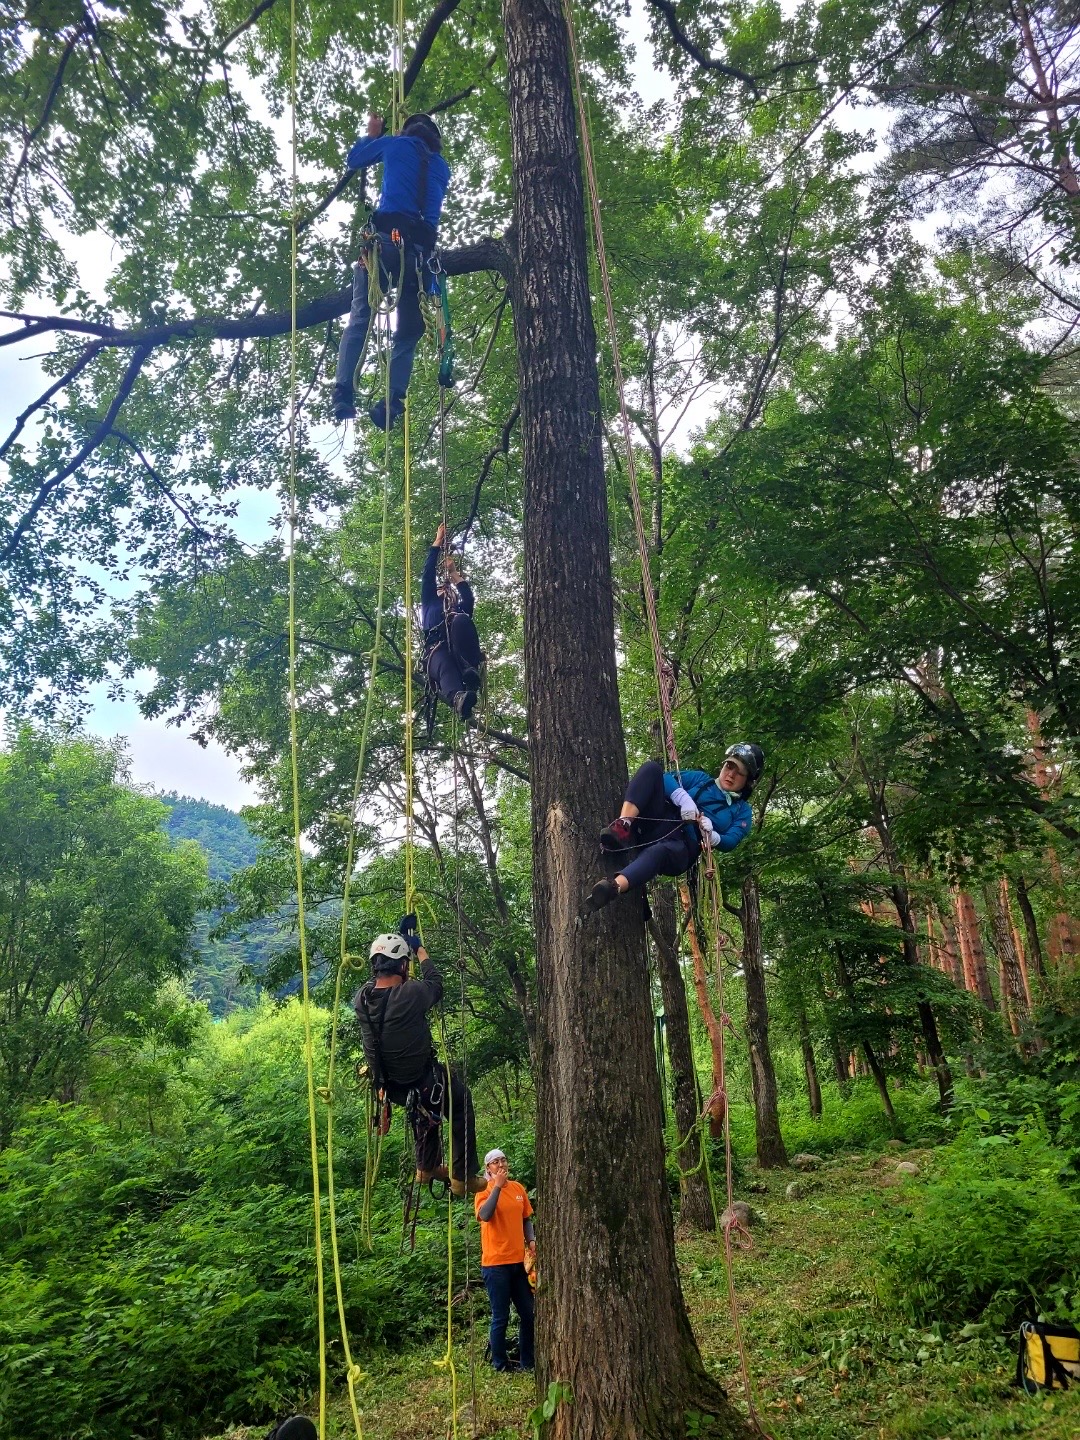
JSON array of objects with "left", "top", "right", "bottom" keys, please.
[
  {"left": 670, "top": 785, "right": 699, "bottom": 822},
  {"left": 701, "top": 819, "right": 719, "bottom": 848}
]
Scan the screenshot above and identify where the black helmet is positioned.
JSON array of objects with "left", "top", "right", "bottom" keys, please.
[
  {"left": 724, "top": 743, "right": 765, "bottom": 786},
  {"left": 401, "top": 113, "right": 442, "bottom": 153}
]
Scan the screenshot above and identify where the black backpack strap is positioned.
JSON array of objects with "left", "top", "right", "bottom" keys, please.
[
  {"left": 414, "top": 141, "right": 430, "bottom": 228},
  {"left": 359, "top": 983, "right": 392, "bottom": 1092}
]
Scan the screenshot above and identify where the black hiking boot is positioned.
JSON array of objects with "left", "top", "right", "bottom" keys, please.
[
  {"left": 369, "top": 391, "right": 406, "bottom": 431},
  {"left": 331, "top": 384, "right": 356, "bottom": 422},
  {"left": 586, "top": 878, "right": 620, "bottom": 912},
  {"left": 453, "top": 689, "right": 477, "bottom": 721}
]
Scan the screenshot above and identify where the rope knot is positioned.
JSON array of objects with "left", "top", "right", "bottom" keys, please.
[
  {"left": 316, "top": 1085, "right": 333, "bottom": 1105},
  {"left": 347, "top": 1362, "right": 366, "bottom": 1385}
]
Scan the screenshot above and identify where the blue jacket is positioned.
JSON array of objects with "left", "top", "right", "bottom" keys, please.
[
  {"left": 346, "top": 134, "right": 451, "bottom": 233},
  {"left": 421, "top": 545, "right": 473, "bottom": 634},
  {"left": 663, "top": 768, "right": 752, "bottom": 854}
]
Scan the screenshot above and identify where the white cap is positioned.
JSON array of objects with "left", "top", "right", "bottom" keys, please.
[{"left": 483, "top": 1148, "right": 507, "bottom": 1167}]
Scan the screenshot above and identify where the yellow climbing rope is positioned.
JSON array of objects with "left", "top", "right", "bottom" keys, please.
[{"left": 285, "top": 0, "right": 329, "bottom": 1434}]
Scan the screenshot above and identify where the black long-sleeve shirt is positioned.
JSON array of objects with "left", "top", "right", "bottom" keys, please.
[
  {"left": 420, "top": 544, "right": 474, "bottom": 633},
  {"left": 353, "top": 957, "right": 443, "bottom": 1099}
]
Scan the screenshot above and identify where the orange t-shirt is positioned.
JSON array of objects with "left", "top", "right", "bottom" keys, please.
[{"left": 474, "top": 1180, "right": 533, "bottom": 1266}]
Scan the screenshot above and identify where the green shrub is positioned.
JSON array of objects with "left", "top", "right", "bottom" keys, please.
[
  {"left": 876, "top": 1127, "right": 1080, "bottom": 1328},
  {"left": 0, "top": 1003, "right": 452, "bottom": 1440}
]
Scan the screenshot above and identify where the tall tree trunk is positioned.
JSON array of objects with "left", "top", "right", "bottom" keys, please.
[
  {"left": 930, "top": 907, "right": 966, "bottom": 990},
  {"left": 739, "top": 874, "right": 788, "bottom": 1168},
  {"left": 858, "top": 775, "right": 953, "bottom": 1110},
  {"left": 986, "top": 879, "right": 1029, "bottom": 1040},
  {"left": 1015, "top": 875, "right": 1046, "bottom": 982},
  {"left": 828, "top": 1030, "right": 850, "bottom": 1091},
  {"left": 796, "top": 1002, "right": 822, "bottom": 1119},
  {"left": 648, "top": 886, "right": 714, "bottom": 1231},
  {"left": 831, "top": 938, "right": 899, "bottom": 1132},
  {"left": 1001, "top": 878, "right": 1034, "bottom": 1010},
  {"left": 954, "top": 889, "right": 996, "bottom": 1010},
  {"left": 502, "top": 2, "right": 747, "bottom": 1431}
]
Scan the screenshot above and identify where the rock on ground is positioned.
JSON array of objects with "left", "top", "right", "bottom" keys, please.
[
  {"left": 786, "top": 1179, "right": 815, "bottom": 1200},
  {"left": 791, "top": 1153, "right": 823, "bottom": 1171},
  {"left": 720, "top": 1201, "right": 753, "bottom": 1230}
]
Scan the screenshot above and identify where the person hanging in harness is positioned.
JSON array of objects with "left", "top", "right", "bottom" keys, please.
[
  {"left": 585, "top": 744, "right": 763, "bottom": 912},
  {"left": 353, "top": 913, "right": 484, "bottom": 1197},
  {"left": 421, "top": 521, "right": 484, "bottom": 721},
  {"left": 332, "top": 111, "right": 450, "bottom": 428}
]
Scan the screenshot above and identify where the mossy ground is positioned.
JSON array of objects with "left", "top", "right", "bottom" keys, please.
[{"left": 208, "top": 1147, "right": 1080, "bottom": 1440}]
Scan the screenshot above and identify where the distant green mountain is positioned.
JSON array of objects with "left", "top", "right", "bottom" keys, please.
[
  {"left": 161, "top": 793, "right": 280, "bottom": 1017},
  {"left": 161, "top": 792, "right": 259, "bottom": 882}
]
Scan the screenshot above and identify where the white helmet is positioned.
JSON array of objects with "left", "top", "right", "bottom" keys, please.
[{"left": 369, "top": 933, "right": 410, "bottom": 972}]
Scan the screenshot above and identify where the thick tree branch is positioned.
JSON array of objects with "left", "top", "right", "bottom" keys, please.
[
  {"left": 646, "top": 0, "right": 760, "bottom": 97},
  {"left": 0, "top": 345, "right": 150, "bottom": 564},
  {"left": 403, "top": 0, "right": 464, "bottom": 97},
  {"left": 0, "top": 235, "right": 509, "bottom": 354}
]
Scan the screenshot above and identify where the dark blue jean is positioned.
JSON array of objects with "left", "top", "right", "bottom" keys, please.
[{"left": 482, "top": 1262, "right": 534, "bottom": 1370}]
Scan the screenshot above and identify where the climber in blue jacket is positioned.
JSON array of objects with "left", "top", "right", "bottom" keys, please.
[
  {"left": 332, "top": 112, "right": 451, "bottom": 429},
  {"left": 586, "top": 745, "right": 763, "bottom": 911}
]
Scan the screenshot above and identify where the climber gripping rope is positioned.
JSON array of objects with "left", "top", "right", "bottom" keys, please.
[
  {"left": 332, "top": 111, "right": 450, "bottom": 428},
  {"left": 353, "top": 914, "right": 484, "bottom": 1197},
  {"left": 586, "top": 744, "right": 764, "bottom": 912},
  {"left": 421, "top": 521, "right": 484, "bottom": 721}
]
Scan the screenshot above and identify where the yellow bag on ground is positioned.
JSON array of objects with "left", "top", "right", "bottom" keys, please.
[{"left": 1016, "top": 1320, "right": 1080, "bottom": 1394}]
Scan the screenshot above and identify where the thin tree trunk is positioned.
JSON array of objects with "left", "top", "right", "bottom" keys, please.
[
  {"left": 503, "top": 1, "right": 746, "bottom": 1431},
  {"left": 740, "top": 874, "right": 788, "bottom": 1168},
  {"left": 648, "top": 886, "right": 714, "bottom": 1231},
  {"left": 796, "top": 1002, "right": 822, "bottom": 1119}
]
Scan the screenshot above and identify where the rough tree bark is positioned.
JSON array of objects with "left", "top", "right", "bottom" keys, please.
[
  {"left": 648, "top": 885, "right": 715, "bottom": 1231},
  {"left": 502, "top": 0, "right": 749, "bottom": 1432},
  {"left": 739, "top": 874, "right": 788, "bottom": 1168}
]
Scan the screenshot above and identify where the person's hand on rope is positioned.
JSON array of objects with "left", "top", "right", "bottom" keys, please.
[
  {"left": 366, "top": 112, "right": 386, "bottom": 138},
  {"left": 669, "top": 785, "right": 700, "bottom": 823},
  {"left": 433, "top": 521, "right": 447, "bottom": 549},
  {"left": 446, "top": 555, "right": 463, "bottom": 585},
  {"left": 397, "top": 912, "right": 421, "bottom": 952}
]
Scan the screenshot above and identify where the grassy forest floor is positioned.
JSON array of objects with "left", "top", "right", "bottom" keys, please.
[{"left": 207, "top": 1146, "right": 1080, "bottom": 1440}]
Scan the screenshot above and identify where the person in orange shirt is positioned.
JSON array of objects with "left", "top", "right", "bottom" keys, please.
[{"left": 474, "top": 1148, "right": 535, "bottom": 1372}]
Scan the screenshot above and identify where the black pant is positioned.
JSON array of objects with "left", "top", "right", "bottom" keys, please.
[
  {"left": 619, "top": 759, "right": 700, "bottom": 891},
  {"left": 408, "top": 1062, "right": 478, "bottom": 1181},
  {"left": 426, "top": 612, "right": 483, "bottom": 706}
]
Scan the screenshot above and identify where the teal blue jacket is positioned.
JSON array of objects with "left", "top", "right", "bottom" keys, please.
[{"left": 662, "top": 768, "right": 752, "bottom": 852}]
